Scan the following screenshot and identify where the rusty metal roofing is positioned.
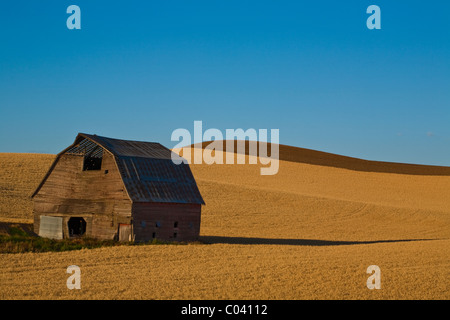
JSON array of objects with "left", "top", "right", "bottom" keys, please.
[
  {"left": 80, "top": 133, "right": 204, "bottom": 205},
  {"left": 32, "top": 133, "right": 204, "bottom": 205},
  {"left": 116, "top": 157, "right": 204, "bottom": 204},
  {"left": 81, "top": 133, "right": 173, "bottom": 159},
  {"left": 66, "top": 137, "right": 104, "bottom": 158}
]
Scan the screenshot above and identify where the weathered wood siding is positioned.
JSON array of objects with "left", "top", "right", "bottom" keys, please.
[
  {"left": 33, "top": 152, "right": 132, "bottom": 240},
  {"left": 132, "top": 203, "right": 201, "bottom": 242}
]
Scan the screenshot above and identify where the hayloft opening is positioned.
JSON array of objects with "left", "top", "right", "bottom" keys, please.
[
  {"left": 68, "top": 217, "right": 86, "bottom": 237},
  {"left": 65, "top": 137, "right": 103, "bottom": 171},
  {"left": 83, "top": 156, "right": 102, "bottom": 171}
]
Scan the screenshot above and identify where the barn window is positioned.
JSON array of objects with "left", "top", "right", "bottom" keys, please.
[
  {"left": 155, "top": 221, "right": 161, "bottom": 228},
  {"left": 152, "top": 232, "right": 156, "bottom": 238},
  {"left": 68, "top": 217, "right": 86, "bottom": 237},
  {"left": 173, "top": 232, "right": 177, "bottom": 238},
  {"left": 174, "top": 221, "right": 178, "bottom": 228}
]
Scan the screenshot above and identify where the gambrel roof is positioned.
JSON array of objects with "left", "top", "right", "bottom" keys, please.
[{"left": 32, "top": 133, "right": 205, "bottom": 205}]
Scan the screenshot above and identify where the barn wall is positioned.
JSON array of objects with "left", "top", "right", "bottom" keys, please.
[
  {"left": 33, "top": 152, "right": 132, "bottom": 240},
  {"left": 132, "top": 202, "right": 201, "bottom": 242}
]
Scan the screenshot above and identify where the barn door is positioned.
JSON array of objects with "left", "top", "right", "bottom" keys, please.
[
  {"left": 39, "top": 216, "right": 63, "bottom": 240},
  {"left": 118, "top": 224, "right": 132, "bottom": 242}
]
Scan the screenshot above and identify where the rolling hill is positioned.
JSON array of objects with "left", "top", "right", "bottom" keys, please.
[{"left": 0, "top": 143, "right": 449, "bottom": 299}]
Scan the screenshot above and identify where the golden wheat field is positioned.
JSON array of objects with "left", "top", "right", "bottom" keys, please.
[{"left": 0, "top": 147, "right": 449, "bottom": 300}]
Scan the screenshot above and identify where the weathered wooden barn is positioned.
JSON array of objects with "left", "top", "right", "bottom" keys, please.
[{"left": 32, "top": 133, "right": 204, "bottom": 242}]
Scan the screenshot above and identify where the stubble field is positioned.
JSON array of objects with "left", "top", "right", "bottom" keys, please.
[{"left": 0, "top": 147, "right": 449, "bottom": 299}]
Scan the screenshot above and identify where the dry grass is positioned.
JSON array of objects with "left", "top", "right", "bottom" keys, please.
[
  {"left": 0, "top": 148, "right": 449, "bottom": 299},
  {"left": 0, "top": 153, "right": 55, "bottom": 222}
]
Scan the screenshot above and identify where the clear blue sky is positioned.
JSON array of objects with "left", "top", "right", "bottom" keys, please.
[{"left": 0, "top": 1, "right": 449, "bottom": 165}]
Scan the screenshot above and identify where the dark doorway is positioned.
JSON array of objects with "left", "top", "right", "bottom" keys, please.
[{"left": 68, "top": 217, "right": 86, "bottom": 237}]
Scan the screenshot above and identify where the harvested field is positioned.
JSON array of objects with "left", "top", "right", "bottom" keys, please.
[{"left": 0, "top": 146, "right": 449, "bottom": 299}]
